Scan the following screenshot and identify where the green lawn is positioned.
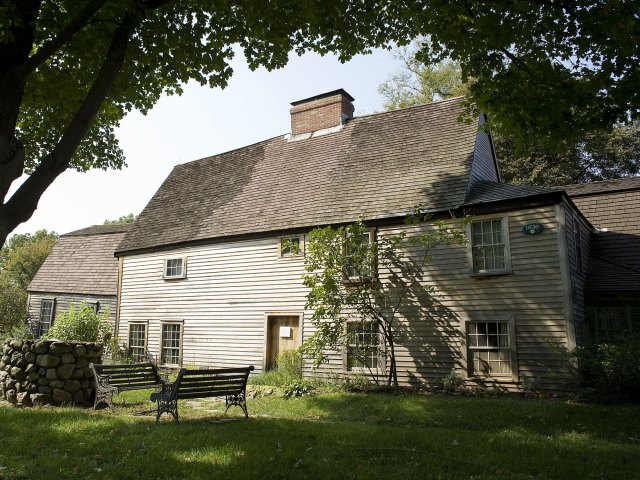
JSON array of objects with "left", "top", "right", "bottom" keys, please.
[{"left": 0, "top": 391, "right": 638, "bottom": 479}]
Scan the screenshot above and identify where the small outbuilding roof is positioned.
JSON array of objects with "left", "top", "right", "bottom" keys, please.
[
  {"left": 117, "top": 97, "right": 485, "bottom": 254},
  {"left": 27, "top": 224, "right": 130, "bottom": 296}
]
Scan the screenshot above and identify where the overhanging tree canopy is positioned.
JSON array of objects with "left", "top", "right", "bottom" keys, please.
[{"left": 0, "top": 0, "right": 417, "bottom": 245}]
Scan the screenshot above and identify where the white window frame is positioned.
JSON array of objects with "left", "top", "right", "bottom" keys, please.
[
  {"left": 343, "top": 320, "right": 383, "bottom": 373},
  {"left": 163, "top": 257, "right": 187, "bottom": 279},
  {"left": 467, "top": 216, "right": 512, "bottom": 275},
  {"left": 160, "top": 321, "right": 183, "bottom": 367},
  {"left": 344, "top": 228, "right": 376, "bottom": 282},
  {"left": 278, "top": 235, "right": 304, "bottom": 258},
  {"left": 38, "top": 298, "right": 55, "bottom": 337},
  {"left": 128, "top": 322, "right": 148, "bottom": 362},
  {"left": 461, "top": 313, "right": 517, "bottom": 381}
]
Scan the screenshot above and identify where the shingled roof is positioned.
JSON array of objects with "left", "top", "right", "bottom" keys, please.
[
  {"left": 463, "top": 180, "right": 554, "bottom": 206},
  {"left": 117, "top": 97, "right": 485, "bottom": 254},
  {"left": 28, "top": 225, "right": 130, "bottom": 296}
]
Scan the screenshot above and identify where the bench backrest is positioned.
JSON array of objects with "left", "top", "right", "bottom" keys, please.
[
  {"left": 175, "top": 366, "right": 255, "bottom": 400},
  {"left": 91, "top": 362, "right": 161, "bottom": 388}
]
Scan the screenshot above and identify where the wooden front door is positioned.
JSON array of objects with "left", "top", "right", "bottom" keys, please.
[{"left": 266, "top": 315, "right": 300, "bottom": 370}]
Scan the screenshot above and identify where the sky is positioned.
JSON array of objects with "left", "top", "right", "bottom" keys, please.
[{"left": 10, "top": 47, "right": 402, "bottom": 236}]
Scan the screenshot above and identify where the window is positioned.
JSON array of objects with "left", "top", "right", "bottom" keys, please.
[
  {"left": 163, "top": 257, "right": 186, "bottom": 279},
  {"left": 466, "top": 318, "right": 515, "bottom": 377},
  {"left": 88, "top": 301, "right": 100, "bottom": 314},
  {"left": 345, "top": 229, "right": 375, "bottom": 281},
  {"left": 592, "top": 307, "right": 639, "bottom": 342},
  {"left": 128, "top": 323, "right": 147, "bottom": 362},
  {"left": 346, "top": 321, "right": 380, "bottom": 371},
  {"left": 469, "top": 218, "right": 511, "bottom": 274},
  {"left": 279, "top": 236, "right": 303, "bottom": 257},
  {"left": 38, "top": 299, "right": 55, "bottom": 337},
  {"left": 161, "top": 323, "right": 182, "bottom": 366}
]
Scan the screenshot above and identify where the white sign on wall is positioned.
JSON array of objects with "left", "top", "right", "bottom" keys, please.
[{"left": 279, "top": 326, "right": 292, "bottom": 338}]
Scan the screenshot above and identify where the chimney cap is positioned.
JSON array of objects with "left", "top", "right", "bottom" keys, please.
[{"left": 290, "top": 88, "right": 355, "bottom": 106}]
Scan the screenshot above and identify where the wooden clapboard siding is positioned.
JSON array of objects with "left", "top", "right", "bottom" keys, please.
[
  {"left": 119, "top": 238, "right": 309, "bottom": 372},
  {"left": 118, "top": 204, "right": 573, "bottom": 389},
  {"left": 26, "top": 292, "right": 117, "bottom": 335}
]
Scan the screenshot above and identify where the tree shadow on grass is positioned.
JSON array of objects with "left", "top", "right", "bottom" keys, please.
[{"left": 0, "top": 395, "right": 638, "bottom": 480}]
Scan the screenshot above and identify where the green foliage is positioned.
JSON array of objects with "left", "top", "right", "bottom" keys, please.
[
  {"left": 249, "top": 349, "right": 303, "bottom": 388},
  {"left": 103, "top": 213, "right": 136, "bottom": 225},
  {"left": 45, "top": 302, "right": 112, "bottom": 344},
  {"left": 0, "top": 230, "right": 57, "bottom": 331},
  {"left": 282, "top": 379, "right": 316, "bottom": 399},
  {"left": 0, "top": 323, "right": 34, "bottom": 345},
  {"left": 380, "top": 42, "right": 640, "bottom": 187},
  {"left": 441, "top": 369, "right": 465, "bottom": 392},
  {"left": 302, "top": 213, "right": 468, "bottom": 386},
  {"left": 379, "top": 42, "right": 469, "bottom": 110},
  {"left": 575, "top": 338, "right": 640, "bottom": 401},
  {"left": 409, "top": 2, "right": 640, "bottom": 150}
]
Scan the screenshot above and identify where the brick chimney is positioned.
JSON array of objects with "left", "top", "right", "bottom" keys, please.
[{"left": 290, "top": 89, "right": 355, "bottom": 137}]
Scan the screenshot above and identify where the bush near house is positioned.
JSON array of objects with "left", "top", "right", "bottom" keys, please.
[
  {"left": 576, "top": 337, "right": 640, "bottom": 401},
  {"left": 44, "top": 303, "right": 112, "bottom": 344}
]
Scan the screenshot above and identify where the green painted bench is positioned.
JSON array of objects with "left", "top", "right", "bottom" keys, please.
[
  {"left": 90, "top": 362, "right": 164, "bottom": 410},
  {"left": 150, "top": 365, "right": 254, "bottom": 423}
]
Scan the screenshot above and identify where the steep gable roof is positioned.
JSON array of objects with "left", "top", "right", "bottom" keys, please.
[
  {"left": 28, "top": 225, "right": 129, "bottom": 296},
  {"left": 117, "top": 97, "right": 485, "bottom": 254}
]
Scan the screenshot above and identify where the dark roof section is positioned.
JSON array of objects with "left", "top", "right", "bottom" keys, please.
[
  {"left": 117, "top": 97, "right": 480, "bottom": 254},
  {"left": 559, "top": 176, "right": 640, "bottom": 197},
  {"left": 290, "top": 88, "right": 354, "bottom": 105},
  {"left": 28, "top": 229, "right": 127, "bottom": 296},
  {"left": 463, "top": 181, "right": 554, "bottom": 206},
  {"left": 64, "top": 223, "right": 132, "bottom": 237}
]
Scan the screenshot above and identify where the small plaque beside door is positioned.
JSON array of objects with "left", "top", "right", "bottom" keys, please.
[{"left": 279, "top": 326, "right": 292, "bottom": 338}]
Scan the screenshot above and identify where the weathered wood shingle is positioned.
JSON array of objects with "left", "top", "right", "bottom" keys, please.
[
  {"left": 27, "top": 224, "right": 130, "bottom": 296},
  {"left": 116, "top": 98, "right": 480, "bottom": 254}
]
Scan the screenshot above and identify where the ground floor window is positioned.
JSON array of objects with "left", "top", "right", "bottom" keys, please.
[
  {"left": 592, "top": 306, "right": 640, "bottom": 342},
  {"left": 467, "top": 319, "right": 514, "bottom": 377},
  {"left": 161, "top": 323, "right": 182, "bottom": 366},
  {"left": 128, "top": 323, "right": 147, "bottom": 362},
  {"left": 346, "top": 320, "right": 380, "bottom": 371},
  {"left": 38, "top": 299, "right": 55, "bottom": 337}
]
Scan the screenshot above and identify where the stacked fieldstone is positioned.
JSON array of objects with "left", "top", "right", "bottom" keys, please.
[{"left": 0, "top": 339, "right": 102, "bottom": 406}]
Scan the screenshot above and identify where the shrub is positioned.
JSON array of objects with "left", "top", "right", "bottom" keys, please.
[
  {"left": 441, "top": 368, "right": 465, "bottom": 392},
  {"left": 283, "top": 379, "right": 315, "bottom": 398},
  {"left": 576, "top": 337, "right": 640, "bottom": 401},
  {"left": 0, "top": 323, "right": 35, "bottom": 344},
  {"left": 249, "top": 349, "right": 303, "bottom": 387},
  {"left": 45, "top": 302, "right": 112, "bottom": 344}
]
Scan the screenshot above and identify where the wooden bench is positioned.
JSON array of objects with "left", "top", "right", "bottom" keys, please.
[
  {"left": 90, "top": 362, "right": 164, "bottom": 410},
  {"left": 150, "top": 366, "right": 255, "bottom": 423}
]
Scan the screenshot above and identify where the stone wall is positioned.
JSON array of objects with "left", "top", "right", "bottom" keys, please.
[{"left": 0, "top": 339, "right": 102, "bottom": 406}]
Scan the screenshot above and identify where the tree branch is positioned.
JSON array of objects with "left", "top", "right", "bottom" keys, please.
[
  {"left": 0, "top": 9, "right": 141, "bottom": 241},
  {"left": 16, "top": 0, "right": 110, "bottom": 78}
]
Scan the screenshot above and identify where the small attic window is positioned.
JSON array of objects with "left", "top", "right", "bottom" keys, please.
[
  {"left": 279, "top": 236, "right": 303, "bottom": 257},
  {"left": 163, "top": 257, "right": 186, "bottom": 279}
]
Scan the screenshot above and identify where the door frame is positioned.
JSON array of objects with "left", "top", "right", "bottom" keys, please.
[{"left": 263, "top": 311, "right": 304, "bottom": 371}]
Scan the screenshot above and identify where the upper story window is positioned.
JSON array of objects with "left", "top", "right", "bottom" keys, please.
[
  {"left": 469, "top": 218, "right": 511, "bottom": 275},
  {"left": 38, "top": 299, "right": 55, "bottom": 337},
  {"left": 163, "top": 257, "right": 186, "bottom": 279},
  {"left": 345, "top": 229, "right": 375, "bottom": 281},
  {"left": 279, "top": 235, "right": 303, "bottom": 257}
]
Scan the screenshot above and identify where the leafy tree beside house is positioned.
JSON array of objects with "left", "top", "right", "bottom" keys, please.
[
  {"left": 301, "top": 214, "right": 467, "bottom": 387},
  {"left": 0, "top": 230, "right": 57, "bottom": 333}
]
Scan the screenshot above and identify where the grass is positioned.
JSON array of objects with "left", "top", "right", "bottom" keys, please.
[{"left": 0, "top": 390, "right": 639, "bottom": 479}]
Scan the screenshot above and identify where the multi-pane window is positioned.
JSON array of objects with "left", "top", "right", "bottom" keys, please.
[
  {"left": 164, "top": 257, "right": 186, "bottom": 279},
  {"left": 346, "top": 321, "right": 379, "bottom": 371},
  {"left": 38, "top": 299, "right": 55, "bottom": 337},
  {"left": 593, "top": 307, "right": 637, "bottom": 342},
  {"left": 471, "top": 219, "right": 508, "bottom": 273},
  {"left": 128, "top": 323, "right": 147, "bottom": 362},
  {"left": 345, "top": 231, "right": 373, "bottom": 280},
  {"left": 468, "top": 321, "right": 512, "bottom": 376},
  {"left": 280, "top": 236, "right": 302, "bottom": 257},
  {"left": 161, "top": 323, "right": 182, "bottom": 365}
]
